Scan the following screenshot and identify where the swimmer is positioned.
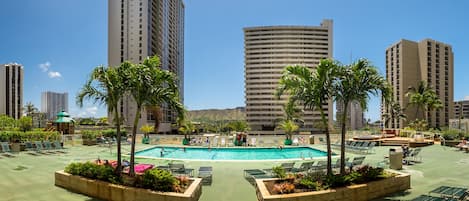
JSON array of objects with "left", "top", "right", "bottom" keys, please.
[{"left": 183, "top": 147, "right": 186, "bottom": 152}]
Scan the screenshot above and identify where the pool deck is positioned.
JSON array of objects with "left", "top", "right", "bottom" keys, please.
[{"left": 1, "top": 141, "right": 469, "bottom": 201}]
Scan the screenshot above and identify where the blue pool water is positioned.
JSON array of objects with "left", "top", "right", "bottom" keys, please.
[{"left": 135, "top": 146, "right": 328, "bottom": 161}]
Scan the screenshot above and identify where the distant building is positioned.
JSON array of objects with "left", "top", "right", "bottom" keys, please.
[
  {"left": 41, "top": 91, "right": 68, "bottom": 120},
  {"left": 454, "top": 99, "right": 469, "bottom": 119},
  {"left": 244, "top": 20, "right": 333, "bottom": 134},
  {"left": 336, "top": 101, "right": 364, "bottom": 130},
  {"left": 0, "top": 63, "right": 23, "bottom": 119},
  {"left": 449, "top": 119, "right": 469, "bottom": 133},
  {"left": 108, "top": 0, "right": 185, "bottom": 132},
  {"left": 383, "top": 39, "right": 454, "bottom": 129}
]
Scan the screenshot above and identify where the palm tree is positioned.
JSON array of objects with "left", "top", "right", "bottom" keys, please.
[
  {"left": 276, "top": 59, "right": 339, "bottom": 176},
  {"left": 178, "top": 121, "right": 194, "bottom": 144},
  {"left": 127, "top": 56, "right": 184, "bottom": 176},
  {"left": 335, "top": 59, "right": 391, "bottom": 175},
  {"left": 23, "top": 102, "right": 38, "bottom": 116},
  {"left": 405, "top": 81, "right": 428, "bottom": 120},
  {"left": 227, "top": 120, "right": 250, "bottom": 132},
  {"left": 276, "top": 119, "right": 299, "bottom": 141},
  {"left": 77, "top": 63, "right": 128, "bottom": 174},
  {"left": 405, "top": 80, "right": 442, "bottom": 124},
  {"left": 383, "top": 101, "right": 407, "bottom": 129},
  {"left": 147, "top": 105, "right": 162, "bottom": 133}
]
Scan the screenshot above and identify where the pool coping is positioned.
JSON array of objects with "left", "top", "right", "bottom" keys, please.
[{"left": 128, "top": 145, "right": 338, "bottom": 162}]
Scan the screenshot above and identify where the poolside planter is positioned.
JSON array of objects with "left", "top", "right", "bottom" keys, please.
[
  {"left": 255, "top": 170, "right": 410, "bottom": 201},
  {"left": 82, "top": 139, "right": 97, "bottom": 146},
  {"left": 55, "top": 170, "right": 203, "bottom": 201}
]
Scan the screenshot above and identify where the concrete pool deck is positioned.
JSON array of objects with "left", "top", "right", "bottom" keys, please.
[{"left": 1, "top": 140, "right": 469, "bottom": 201}]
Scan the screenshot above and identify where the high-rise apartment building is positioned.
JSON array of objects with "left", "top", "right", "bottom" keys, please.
[
  {"left": 454, "top": 99, "right": 469, "bottom": 119},
  {"left": 41, "top": 91, "right": 69, "bottom": 120},
  {"left": 108, "top": 0, "right": 184, "bottom": 132},
  {"left": 336, "top": 101, "right": 364, "bottom": 130},
  {"left": 383, "top": 39, "right": 454, "bottom": 129},
  {"left": 244, "top": 20, "right": 333, "bottom": 133},
  {"left": 0, "top": 63, "right": 23, "bottom": 119}
]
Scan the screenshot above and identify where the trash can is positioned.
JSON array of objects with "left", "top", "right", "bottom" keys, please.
[
  {"left": 309, "top": 135, "right": 315, "bottom": 144},
  {"left": 389, "top": 148, "right": 403, "bottom": 170}
]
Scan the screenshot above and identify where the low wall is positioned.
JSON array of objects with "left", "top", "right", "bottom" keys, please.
[
  {"left": 256, "top": 170, "right": 410, "bottom": 201},
  {"left": 55, "top": 170, "right": 202, "bottom": 201}
]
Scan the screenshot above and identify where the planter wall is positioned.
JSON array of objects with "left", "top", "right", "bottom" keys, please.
[
  {"left": 82, "top": 139, "right": 97, "bottom": 146},
  {"left": 442, "top": 140, "right": 460, "bottom": 147},
  {"left": 255, "top": 170, "right": 410, "bottom": 201},
  {"left": 55, "top": 170, "right": 202, "bottom": 201}
]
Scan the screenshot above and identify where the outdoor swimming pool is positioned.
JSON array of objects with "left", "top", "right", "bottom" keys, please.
[{"left": 134, "top": 146, "right": 329, "bottom": 161}]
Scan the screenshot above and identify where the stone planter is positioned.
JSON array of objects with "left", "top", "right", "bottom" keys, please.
[
  {"left": 255, "top": 170, "right": 410, "bottom": 201},
  {"left": 443, "top": 140, "right": 460, "bottom": 147},
  {"left": 82, "top": 139, "right": 97, "bottom": 146},
  {"left": 55, "top": 170, "right": 203, "bottom": 201},
  {"left": 11, "top": 143, "right": 21, "bottom": 152}
]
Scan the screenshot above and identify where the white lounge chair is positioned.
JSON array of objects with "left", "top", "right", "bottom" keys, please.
[
  {"left": 212, "top": 137, "right": 218, "bottom": 147},
  {"left": 251, "top": 138, "right": 257, "bottom": 146},
  {"left": 293, "top": 137, "right": 299, "bottom": 146},
  {"left": 220, "top": 138, "right": 226, "bottom": 147}
]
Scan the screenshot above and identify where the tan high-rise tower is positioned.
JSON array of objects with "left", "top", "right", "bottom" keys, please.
[
  {"left": 244, "top": 20, "right": 333, "bottom": 134},
  {"left": 41, "top": 91, "right": 69, "bottom": 120},
  {"left": 383, "top": 39, "right": 454, "bottom": 129},
  {"left": 0, "top": 63, "right": 23, "bottom": 119},
  {"left": 108, "top": 0, "right": 184, "bottom": 132}
]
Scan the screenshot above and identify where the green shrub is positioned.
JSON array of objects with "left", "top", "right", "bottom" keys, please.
[
  {"left": 355, "top": 165, "right": 384, "bottom": 182},
  {"left": 344, "top": 171, "right": 362, "bottom": 184},
  {"left": 0, "top": 131, "right": 58, "bottom": 142},
  {"left": 101, "top": 129, "right": 127, "bottom": 138},
  {"left": 442, "top": 129, "right": 461, "bottom": 140},
  {"left": 64, "top": 162, "right": 82, "bottom": 175},
  {"left": 272, "top": 166, "right": 286, "bottom": 179},
  {"left": 142, "top": 168, "right": 177, "bottom": 192},
  {"left": 64, "top": 162, "right": 120, "bottom": 183},
  {"left": 81, "top": 130, "right": 100, "bottom": 140},
  {"left": 324, "top": 174, "right": 349, "bottom": 188},
  {"left": 298, "top": 178, "right": 319, "bottom": 190}
]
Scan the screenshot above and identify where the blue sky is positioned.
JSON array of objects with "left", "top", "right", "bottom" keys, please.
[{"left": 1, "top": 0, "right": 469, "bottom": 121}]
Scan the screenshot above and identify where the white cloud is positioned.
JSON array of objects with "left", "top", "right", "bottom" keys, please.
[
  {"left": 39, "top": 61, "right": 51, "bottom": 72},
  {"left": 85, "top": 106, "right": 98, "bottom": 115},
  {"left": 465, "top": 96, "right": 469, "bottom": 101},
  {"left": 48, "top": 71, "right": 62, "bottom": 78}
]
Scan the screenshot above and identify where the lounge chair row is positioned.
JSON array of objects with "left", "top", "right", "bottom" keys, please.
[
  {"left": 411, "top": 185, "right": 468, "bottom": 201},
  {"left": 331, "top": 140, "right": 376, "bottom": 154},
  {"left": 26, "top": 141, "right": 66, "bottom": 154},
  {"left": 156, "top": 163, "right": 213, "bottom": 185},
  {"left": 244, "top": 157, "right": 367, "bottom": 184},
  {"left": 0, "top": 142, "right": 16, "bottom": 157},
  {"left": 0, "top": 141, "right": 66, "bottom": 157}
]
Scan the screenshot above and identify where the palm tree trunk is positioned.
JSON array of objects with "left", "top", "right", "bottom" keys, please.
[
  {"left": 320, "top": 108, "right": 332, "bottom": 176},
  {"left": 415, "top": 105, "right": 420, "bottom": 120},
  {"left": 114, "top": 105, "right": 122, "bottom": 174},
  {"left": 340, "top": 102, "right": 349, "bottom": 175},
  {"left": 129, "top": 106, "right": 141, "bottom": 177},
  {"left": 152, "top": 106, "right": 161, "bottom": 133}
]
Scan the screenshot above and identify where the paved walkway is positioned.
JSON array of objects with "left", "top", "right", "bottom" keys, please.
[{"left": 0, "top": 140, "right": 468, "bottom": 201}]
